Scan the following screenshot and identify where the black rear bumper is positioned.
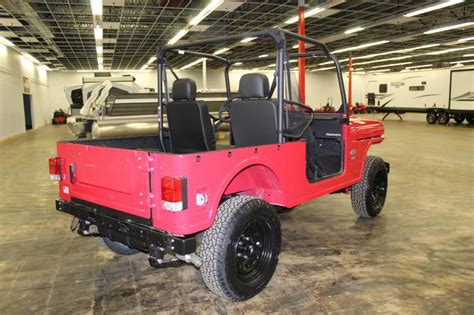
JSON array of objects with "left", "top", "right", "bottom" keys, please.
[{"left": 56, "top": 199, "right": 196, "bottom": 255}]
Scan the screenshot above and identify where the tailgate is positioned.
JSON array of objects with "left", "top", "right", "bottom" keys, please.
[{"left": 58, "top": 143, "right": 152, "bottom": 219}]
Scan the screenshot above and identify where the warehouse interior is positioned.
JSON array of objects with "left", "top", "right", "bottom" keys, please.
[{"left": 0, "top": 0, "right": 473, "bottom": 313}]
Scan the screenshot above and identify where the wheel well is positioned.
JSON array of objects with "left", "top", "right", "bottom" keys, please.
[{"left": 223, "top": 164, "right": 284, "bottom": 205}]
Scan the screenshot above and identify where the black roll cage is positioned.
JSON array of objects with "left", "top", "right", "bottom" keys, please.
[{"left": 157, "top": 28, "right": 348, "bottom": 150}]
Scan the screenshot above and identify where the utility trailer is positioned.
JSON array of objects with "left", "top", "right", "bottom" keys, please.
[
  {"left": 366, "top": 67, "right": 474, "bottom": 124},
  {"left": 50, "top": 28, "right": 389, "bottom": 301}
]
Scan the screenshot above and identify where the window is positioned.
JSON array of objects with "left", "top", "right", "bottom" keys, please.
[
  {"left": 409, "top": 86, "right": 425, "bottom": 91},
  {"left": 379, "top": 84, "right": 387, "bottom": 93}
]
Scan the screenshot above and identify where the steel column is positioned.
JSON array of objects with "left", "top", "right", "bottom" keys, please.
[{"left": 298, "top": 2, "right": 306, "bottom": 103}]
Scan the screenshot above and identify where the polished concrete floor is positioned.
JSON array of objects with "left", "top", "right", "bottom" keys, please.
[{"left": 0, "top": 114, "right": 473, "bottom": 314}]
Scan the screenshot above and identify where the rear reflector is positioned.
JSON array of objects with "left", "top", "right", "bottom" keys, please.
[
  {"left": 49, "top": 157, "right": 62, "bottom": 181},
  {"left": 161, "top": 176, "right": 187, "bottom": 211}
]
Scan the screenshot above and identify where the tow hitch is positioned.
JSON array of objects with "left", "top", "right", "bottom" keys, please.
[{"left": 148, "top": 245, "right": 202, "bottom": 268}]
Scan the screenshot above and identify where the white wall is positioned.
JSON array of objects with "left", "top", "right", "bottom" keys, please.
[{"left": 0, "top": 43, "right": 50, "bottom": 140}]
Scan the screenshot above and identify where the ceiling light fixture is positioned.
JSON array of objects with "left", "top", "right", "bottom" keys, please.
[
  {"left": 213, "top": 47, "right": 230, "bottom": 55},
  {"left": 94, "top": 26, "right": 103, "bottom": 40},
  {"left": 40, "top": 65, "right": 52, "bottom": 71},
  {"left": 458, "top": 36, "right": 474, "bottom": 42},
  {"left": 234, "top": 62, "right": 243, "bottom": 65},
  {"left": 285, "top": 7, "right": 325, "bottom": 24},
  {"left": 332, "top": 40, "right": 390, "bottom": 54},
  {"left": 96, "top": 46, "right": 103, "bottom": 55},
  {"left": 97, "top": 57, "right": 103, "bottom": 63},
  {"left": 98, "top": 64, "right": 104, "bottom": 70},
  {"left": 424, "top": 21, "right": 474, "bottom": 34},
  {"left": 189, "top": 0, "right": 223, "bottom": 26},
  {"left": 0, "top": 36, "right": 14, "bottom": 46},
  {"left": 23, "top": 53, "right": 40, "bottom": 64},
  {"left": 91, "top": 0, "right": 103, "bottom": 16},
  {"left": 464, "top": 53, "right": 474, "bottom": 57},
  {"left": 368, "top": 69, "right": 391, "bottom": 73},
  {"left": 404, "top": 0, "right": 464, "bottom": 17},
  {"left": 148, "top": 56, "right": 157, "bottom": 64},
  {"left": 241, "top": 37, "right": 257, "bottom": 43},
  {"left": 371, "top": 62, "right": 412, "bottom": 69},
  {"left": 311, "top": 66, "right": 335, "bottom": 72},
  {"left": 181, "top": 58, "right": 206, "bottom": 70},
  {"left": 450, "top": 59, "right": 474, "bottom": 64},
  {"left": 426, "top": 45, "right": 474, "bottom": 55},
  {"left": 344, "top": 26, "right": 365, "bottom": 34},
  {"left": 258, "top": 54, "right": 269, "bottom": 58},
  {"left": 140, "top": 64, "right": 149, "bottom": 70},
  {"left": 168, "top": 29, "right": 189, "bottom": 45}
]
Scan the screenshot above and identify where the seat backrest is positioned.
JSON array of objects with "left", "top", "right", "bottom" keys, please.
[
  {"left": 166, "top": 78, "right": 216, "bottom": 153},
  {"left": 230, "top": 73, "right": 278, "bottom": 147}
]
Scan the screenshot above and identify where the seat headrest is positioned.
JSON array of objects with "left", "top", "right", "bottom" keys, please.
[
  {"left": 172, "top": 78, "right": 197, "bottom": 101},
  {"left": 238, "top": 73, "right": 269, "bottom": 99}
]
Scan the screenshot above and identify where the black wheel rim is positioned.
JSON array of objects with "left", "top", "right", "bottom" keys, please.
[
  {"left": 370, "top": 170, "right": 387, "bottom": 210},
  {"left": 232, "top": 219, "right": 273, "bottom": 283}
]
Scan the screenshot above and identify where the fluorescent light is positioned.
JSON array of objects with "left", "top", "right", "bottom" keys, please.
[
  {"left": 98, "top": 64, "right": 104, "bottom": 70},
  {"left": 234, "top": 62, "right": 243, "bottom": 66},
  {"left": 140, "top": 64, "right": 149, "bottom": 70},
  {"left": 181, "top": 58, "right": 206, "bottom": 70},
  {"left": 189, "top": 0, "right": 224, "bottom": 26},
  {"left": 241, "top": 37, "right": 256, "bottom": 43},
  {"left": 91, "top": 0, "right": 103, "bottom": 16},
  {"left": 371, "top": 62, "right": 412, "bottom": 69},
  {"left": 285, "top": 7, "right": 325, "bottom": 24},
  {"left": 368, "top": 69, "right": 391, "bottom": 73},
  {"left": 258, "top": 54, "right": 269, "bottom": 58},
  {"left": 406, "top": 64, "right": 433, "bottom": 69},
  {"left": 168, "top": 28, "right": 189, "bottom": 45},
  {"left": 213, "top": 47, "right": 230, "bottom": 55},
  {"left": 458, "top": 36, "right": 474, "bottom": 42},
  {"left": 450, "top": 59, "right": 474, "bottom": 64},
  {"left": 333, "top": 40, "right": 389, "bottom": 53},
  {"left": 292, "top": 44, "right": 299, "bottom": 49},
  {"left": 23, "top": 53, "right": 40, "bottom": 64},
  {"left": 148, "top": 56, "right": 157, "bottom": 63},
  {"left": 404, "top": 0, "right": 464, "bottom": 17},
  {"left": 0, "top": 36, "right": 14, "bottom": 46},
  {"left": 344, "top": 26, "right": 364, "bottom": 34},
  {"left": 426, "top": 45, "right": 474, "bottom": 55},
  {"left": 424, "top": 21, "right": 474, "bottom": 34},
  {"left": 96, "top": 46, "right": 103, "bottom": 54},
  {"left": 97, "top": 57, "right": 103, "bottom": 63},
  {"left": 464, "top": 54, "right": 474, "bottom": 57},
  {"left": 266, "top": 63, "right": 276, "bottom": 67},
  {"left": 352, "top": 55, "right": 414, "bottom": 66},
  {"left": 94, "top": 26, "right": 103, "bottom": 40}
]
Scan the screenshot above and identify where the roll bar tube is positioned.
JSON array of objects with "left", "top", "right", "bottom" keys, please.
[{"left": 156, "top": 28, "right": 348, "bottom": 150}]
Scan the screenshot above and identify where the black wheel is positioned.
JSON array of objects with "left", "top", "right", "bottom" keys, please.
[
  {"left": 453, "top": 114, "right": 465, "bottom": 124},
  {"left": 426, "top": 111, "right": 438, "bottom": 124},
  {"left": 98, "top": 237, "right": 139, "bottom": 256},
  {"left": 200, "top": 196, "right": 281, "bottom": 301},
  {"left": 438, "top": 111, "right": 450, "bottom": 125},
  {"left": 351, "top": 156, "right": 388, "bottom": 218}
]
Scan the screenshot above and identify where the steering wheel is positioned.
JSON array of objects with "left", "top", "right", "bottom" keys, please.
[
  {"left": 218, "top": 98, "right": 234, "bottom": 124},
  {"left": 282, "top": 99, "right": 315, "bottom": 139}
]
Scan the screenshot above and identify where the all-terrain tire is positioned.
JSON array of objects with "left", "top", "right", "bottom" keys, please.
[
  {"left": 200, "top": 196, "right": 281, "bottom": 301},
  {"left": 351, "top": 156, "right": 388, "bottom": 218},
  {"left": 98, "top": 237, "right": 139, "bottom": 256}
]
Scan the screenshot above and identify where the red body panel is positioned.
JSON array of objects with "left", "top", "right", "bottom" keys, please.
[{"left": 56, "top": 117, "right": 384, "bottom": 235}]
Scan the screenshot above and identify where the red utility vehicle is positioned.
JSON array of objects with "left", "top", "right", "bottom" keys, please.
[{"left": 50, "top": 29, "right": 389, "bottom": 301}]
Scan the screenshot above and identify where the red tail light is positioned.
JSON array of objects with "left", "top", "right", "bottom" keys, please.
[
  {"left": 49, "top": 157, "right": 62, "bottom": 181},
  {"left": 161, "top": 176, "right": 187, "bottom": 211}
]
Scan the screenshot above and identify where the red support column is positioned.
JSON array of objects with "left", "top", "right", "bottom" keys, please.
[
  {"left": 298, "top": 4, "right": 306, "bottom": 104},
  {"left": 348, "top": 56, "right": 353, "bottom": 114}
]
